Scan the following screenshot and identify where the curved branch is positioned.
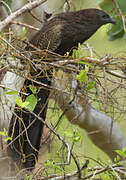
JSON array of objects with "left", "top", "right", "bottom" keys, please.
[{"left": 53, "top": 80, "right": 126, "bottom": 160}]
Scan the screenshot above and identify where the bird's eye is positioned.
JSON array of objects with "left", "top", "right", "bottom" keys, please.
[{"left": 102, "top": 14, "right": 107, "bottom": 18}]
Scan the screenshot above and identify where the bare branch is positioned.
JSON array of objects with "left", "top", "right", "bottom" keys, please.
[
  {"left": 11, "top": 21, "right": 40, "bottom": 31},
  {"left": 0, "top": 0, "right": 47, "bottom": 31},
  {"left": 106, "top": 70, "right": 126, "bottom": 79}
]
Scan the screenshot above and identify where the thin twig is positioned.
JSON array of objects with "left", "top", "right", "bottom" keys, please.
[
  {"left": 11, "top": 21, "right": 40, "bottom": 31},
  {"left": 0, "top": 0, "right": 12, "bottom": 15}
]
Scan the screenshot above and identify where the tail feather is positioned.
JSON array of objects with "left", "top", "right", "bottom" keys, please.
[{"left": 8, "top": 72, "right": 51, "bottom": 169}]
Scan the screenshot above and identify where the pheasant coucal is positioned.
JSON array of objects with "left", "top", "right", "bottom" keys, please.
[{"left": 7, "top": 8, "right": 116, "bottom": 169}]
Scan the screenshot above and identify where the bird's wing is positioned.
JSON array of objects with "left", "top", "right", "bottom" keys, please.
[{"left": 30, "top": 19, "right": 63, "bottom": 52}]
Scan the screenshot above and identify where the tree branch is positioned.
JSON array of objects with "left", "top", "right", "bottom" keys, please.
[
  {"left": 0, "top": 0, "right": 47, "bottom": 31},
  {"left": 53, "top": 79, "right": 126, "bottom": 161}
]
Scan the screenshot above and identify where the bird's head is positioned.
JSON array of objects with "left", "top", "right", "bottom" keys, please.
[
  {"left": 79, "top": 8, "right": 116, "bottom": 27},
  {"left": 94, "top": 9, "right": 116, "bottom": 25}
]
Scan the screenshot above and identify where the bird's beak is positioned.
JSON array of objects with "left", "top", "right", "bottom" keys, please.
[{"left": 110, "top": 17, "right": 116, "bottom": 24}]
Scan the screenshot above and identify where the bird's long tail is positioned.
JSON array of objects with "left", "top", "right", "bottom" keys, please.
[{"left": 7, "top": 71, "right": 51, "bottom": 169}]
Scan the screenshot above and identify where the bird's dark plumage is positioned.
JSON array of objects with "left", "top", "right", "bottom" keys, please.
[
  {"left": 8, "top": 8, "right": 116, "bottom": 170},
  {"left": 29, "top": 8, "right": 116, "bottom": 54}
]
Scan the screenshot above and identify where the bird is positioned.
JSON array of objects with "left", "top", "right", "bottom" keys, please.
[{"left": 7, "top": 8, "right": 116, "bottom": 170}]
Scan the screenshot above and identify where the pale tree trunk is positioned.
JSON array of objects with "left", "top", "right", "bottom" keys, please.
[{"left": 53, "top": 79, "right": 126, "bottom": 160}]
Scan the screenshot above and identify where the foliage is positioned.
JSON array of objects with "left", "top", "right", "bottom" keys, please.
[
  {"left": 6, "top": 90, "right": 18, "bottom": 95},
  {"left": 44, "top": 160, "right": 64, "bottom": 172},
  {"left": 29, "top": 85, "right": 37, "bottom": 94},
  {"left": 0, "top": 128, "right": 12, "bottom": 142},
  {"left": 24, "top": 94, "right": 37, "bottom": 111},
  {"left": 6, "top": 85, "right": 38, "bottom": 111},
  {"left": 115, "top": 147, "right": 126, "bottom": 162},
  {"left": 22, "top": 27, "right": 27, "bottom": 37},
  {"left": 98, "top": 0, "right": 126, "bottom": 40},
  {"left": 72, "top": 44, "right": 95, "bottom": 90},
  {"left": 14, "top": 90, "right": 37, "bottom": 111},
  {"left": 25, "top": 175, "right": 33, "bottom": 180},
  {"left": 64, "top": 129, "right": 81, "bottom": 143}
]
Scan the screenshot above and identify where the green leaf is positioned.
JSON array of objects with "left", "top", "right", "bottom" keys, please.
[
  {"left": 15, "top": 96, "right": 23, "bottom": 107},
  {"left": 77, "top": 70, "right": 88, "bottom": 83},
  {"left": 99, "top": 0, "right": 126, "bottom": 40},
  {"left": 15, "top": 94, "right": 37, "bottom": 111},
  {"left": 0, "top": 128, "right": 12, "bottom": 142},
  {"left": 25, "top": 94, "right": 37, "bottom": 111},
  {"left": 87, "top": 81, "right": 95, "bottom": 90},
  {"left": 29, "top": 85, "right": 37, "bottom": 94},
  {"left": 44, "top": 160, "right": 63, "bottom": 171},
  {"left": 25, "top": 175, "right": 33, "bottom": 180},
  {"left": 72, "top": 43, "right": 87, "bottom": 59},
  {"left": 0, "top": 130, "right": 6, "bottom": 136},
  {"left": 21, "top": 101, "right": 29, "bottom": 108},
  {"left": 85, "top": 65, "right": 89, "bottom": 72},
  {"left": 73, "top": 133, "right": 81, "bottom": 142},
  {"left": 107, "top": 17, "right": 124, "bottom": 40},
  {"left": 72, "top": 49, "right": 77, "bottom": 59},
  {"left": 3, "top": 136, "right": 12, "bottom": 142},
  {"left": 6, "top": 90, "right": 18, "bottom": 95},
  {"left": 115, "top": 150, "right": 126, "bottom": 158},
  {"left": 22, "top": 27, "right": 27, "bottom": 37},
  {"left": 114, "top": 155, "right": 121, "bottom": 163}
]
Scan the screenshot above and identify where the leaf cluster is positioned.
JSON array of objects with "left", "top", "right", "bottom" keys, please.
[{"left": 98, "top": 0, "right": 126, "bottom": 40}]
